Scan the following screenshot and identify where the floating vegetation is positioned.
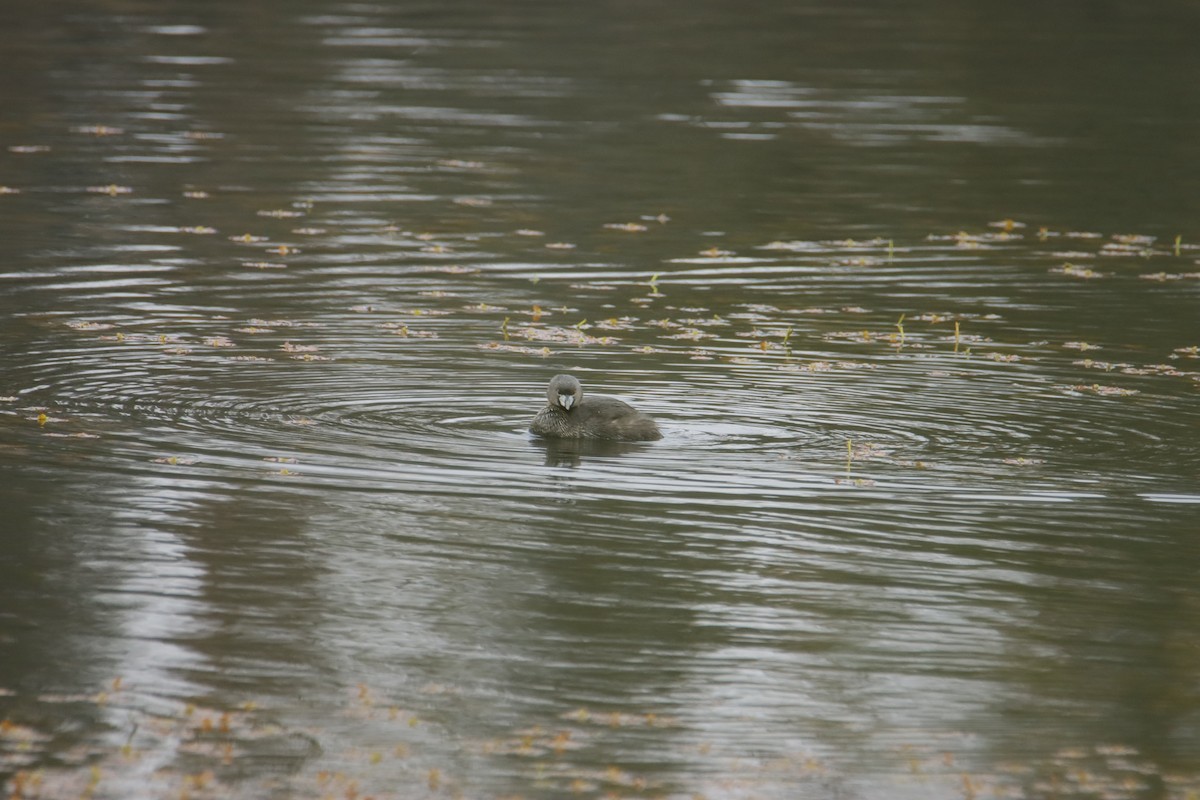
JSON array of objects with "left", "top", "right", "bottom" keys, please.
[
  {"left": 760, "top": 239, "right": 822, "bottom": 251},
  {"left": 835, "top": 255, "right": 883, "bottom": 267},
  {"left": 1121, "top": 363, "right": 1192, "bottom": 377},
  {"left": 1110, "top": 233, "right": 1156, "bottom": 244},
  {"left": 65, "top": 320, "right": 114, "bottom": 331},
  {"left": 1051, "top": 262, "right": 1105, "bottom": 279},
  {"left": 927, "top": 230, "right": 1020, "bottom": 247},
  {"left": 416, "top": 264, "right": 479, "bottom": 274},
  {"left": 246, "top": 318, "right": 316, "bottom": 328},
  {"left": 509, "top": 324, "right": 616, "bottom": 347},
  {"left": 72, "top": 124, "right": 124, "bottom": 136},
  {"left": 382, "top": 322, "right": 438, "bottom": 338},
  {"left": 1074, "top": 358, "right": 1121, "bottom": 371},
  {"left": 436, "top": 158, "right": 485, "bottom": 169},
  {"left": 1060, "top": 384, "right": 1140, "bottom": 397},
  {"left": 663, "top": 327, "right": 716, "bottom": 340},
  {"left": 592, "top": 316, "right": 638, "bottom": 331},
  {"left": 153, "top": 455, "right": 198, "bottom": 465},
  {"left": 778, "top": 360, "right": 877, "bottom": 372},
  {"left": 1139, "top": 270, "right": 1200, "bottom": 281},
  {"left": 280, "top": 341, "right": 321, "bottom": 354},
  {"left": 85, "top": 184, "right": 132, "bottom": 196},
  {"left": 479, "top": 342, "right": 552, "bottom": 356}
]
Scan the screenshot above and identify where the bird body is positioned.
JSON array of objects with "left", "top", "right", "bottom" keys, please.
[{"left": 529, "top": 374, "right": 661, "bottom": 441}]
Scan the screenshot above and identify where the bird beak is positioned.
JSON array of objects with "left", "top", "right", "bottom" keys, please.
[{"left": 558, "top": 395, "right": 574, "bottom": 410}]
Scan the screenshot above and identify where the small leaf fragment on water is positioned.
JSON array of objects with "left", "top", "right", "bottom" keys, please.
[
  {"left": 87, "top": 184, "right": 133, "bottom": 196},
  {"left": 1052, "top": 262, "right": 1105, "bottom": 279},
  {"left": 74, "top": 124, "right": 124, "bottom": 135},
  {"left": 153, "top": 455, "right": 197, "bottom": 465},
  {"left": 1060, "top": 383, "right": 1140, "bottom": 396}
]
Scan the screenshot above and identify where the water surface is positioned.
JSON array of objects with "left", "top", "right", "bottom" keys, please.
[{"left": 2, "top": 1, "right": 1199, "bottom": 798}]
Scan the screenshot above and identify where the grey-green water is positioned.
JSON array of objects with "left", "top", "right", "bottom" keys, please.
[{"left": 2, "top": 2, "right": 1199, "bottom": 798}]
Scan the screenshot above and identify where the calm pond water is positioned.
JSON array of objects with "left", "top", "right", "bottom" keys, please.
[{"left": 2, "top": 1, "right": 1199, "bottom": 798}]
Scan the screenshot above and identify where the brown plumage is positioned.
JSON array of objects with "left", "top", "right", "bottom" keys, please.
[{"left": 529, "top": 374, "right": 662, "bottom": 441}]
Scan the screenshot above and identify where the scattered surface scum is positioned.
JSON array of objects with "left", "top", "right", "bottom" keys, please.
[{"left": 4, "top": 677, "right": 1199, "bottom": 800}]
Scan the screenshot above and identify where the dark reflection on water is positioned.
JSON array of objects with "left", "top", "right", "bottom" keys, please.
[
  {"left": 2, "top": 0, "right": 1200, "bottom": 798},
  {"left": 532, "top": 436, "right": 657, "bottom": 468}
]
